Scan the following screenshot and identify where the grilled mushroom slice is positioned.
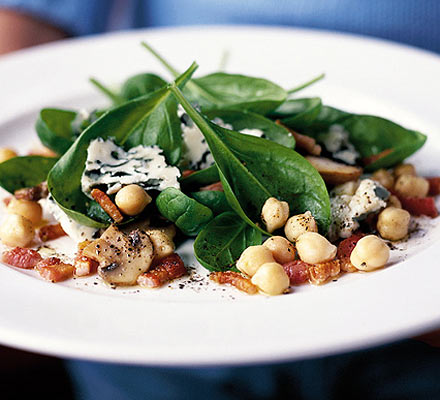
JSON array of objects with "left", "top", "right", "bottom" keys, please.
[
  {"left": 306, "top": 156, "right": 363, "bottom": 185},
  {"left": 82, "top": 225, "right": 154, "bottom": 285}
]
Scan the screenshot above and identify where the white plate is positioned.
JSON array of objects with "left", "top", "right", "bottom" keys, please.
[{"left": 1, "top": 26, "right": 440, "bottom": 366}]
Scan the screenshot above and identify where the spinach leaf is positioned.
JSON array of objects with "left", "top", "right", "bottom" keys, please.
[
  {"left": 190, "top": 190, "right": 232, "bottom": 215},
  {"left": 204, "top": 109, "right": 295, "bottom": 149},
  {"left": 92, "top": 72, "right": 181, "bottom": 165},
  {"left": 171, "top": 85, "right": 331, "bottom": 233},
  {"left": 0, "top": 156, "right": 58, "bottom": 193},
  {"left": 142, "top": 42, "right": 287, "bottom": 114},
  {"left": 124, "top": 93, "right": 182, "bottom": 165},
  {"left": 193, "top": 211, "right": 262, "bottom": 272},
  {"left": 340, "top": 115, "right": 427, "bottom": 171},
  {"left": 270, "top": 100, "right": 426, "bottom": 171},
  {"left": 120, "top": 73, "right": 167, "bottom": 100},
  {"left": 35, "top": 108, "right": 77, "bottom": 155},
  {"left": 47, "top": 63, "right": 198, "bottom": 229},
  {"left": 269, "top": 98, "right": 323, "bottom": 130},
  {"left": 180, "top": 165, "right": 220, "bottom": 189},
  {"left": 156, "top": 188, "right": 213, "bottom": 236}
]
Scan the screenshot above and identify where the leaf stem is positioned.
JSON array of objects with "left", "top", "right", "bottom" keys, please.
[
  {"left": 89, "top": 78, "right": 123, "bottom": 104},
  {"left": 141, "top": 41, "right": 180, "bottom": 77},
  {"left": 287, "top": 73, "right": 325, "bottom": 95}
]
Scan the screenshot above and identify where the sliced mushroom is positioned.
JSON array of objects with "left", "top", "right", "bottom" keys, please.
[
  {"left": 82, "top": 225, "right": 154, "bottom": 286},
  {"left": 306, "top": 156, "right": 363, "bottom": 185}
]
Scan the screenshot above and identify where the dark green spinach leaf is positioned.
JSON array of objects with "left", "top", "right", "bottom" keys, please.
[
  {"left": 156, "top": 188, "right": 213, "bottom": 236},
  {"left": 191, "top": 190, "right": 232, "bottom": 215},
  {"left": 142, "top": 42, "right": 287, "bottom": 114},
  {"left": 204, "top": 109, "right": 295, "bottom": 149},
  {"left": 0, "top": 156, "right": 58, "bottom": 193},
  {"left": 171, "top": 85, "right": 331, "bottom": 233},
  {"left": 193, "top": 211, "right": 262, "bottom": 272}
]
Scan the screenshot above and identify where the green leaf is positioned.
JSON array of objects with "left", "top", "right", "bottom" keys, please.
[
  {"left": 193, "top": 211, "right": 262, "bottom": 272},
  {"left": 47, "top": 62, "right": 198, "bottom": 229},
  {"left": 35, "top": 108, "right": 77, "bottom": 155},
  {"left": 204, "top": 109, "right": 295, "bottom": 149},
  {"left": 340, "top": 115, "right": 427, "bottom": 172},
  {"left": 190, "top": 190, "right": 232, "bottom": 215},
  {"left": 124, "top": 93, "right": 182, "bottom": 165},
  {"left": 180, "top": 165, "right": 220, "bottom": 189},
  {"left": 142, "top": 41, "right": 287, "bottom": 114},
  {"left": 171, "top": 85, "right": 331, "bottom": 233},
  {"left": 120, "top": 73, "right": 167, "bottom": 100},
  {"left": 0, "top": 156, "right": 58, "bottom": 193},
  {"left": 156, "top": 188, "right": 213, "bottom": 236},
  {"left": 270, "top": 97, "right": 323, "bottom": 130}
]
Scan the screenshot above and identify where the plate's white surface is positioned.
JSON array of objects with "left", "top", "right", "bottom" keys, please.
[{"left": 1, "top": 26, "right": 440, "bottom": 366}]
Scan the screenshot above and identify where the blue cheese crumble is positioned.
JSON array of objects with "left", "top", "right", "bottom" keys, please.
[
  {"left": 319, "top": 125, "right": 360, "bottom": 165},
  {"left": 179, "top": 107, "right": 263, "bottom": 170},
  {"left": 329, "top": 179, "right": 389, "bottom": 240},
  {"left": 81, "top": 138, "right": 180, "bottom": 197}
]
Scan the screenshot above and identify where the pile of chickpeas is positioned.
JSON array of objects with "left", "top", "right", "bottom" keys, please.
[
  {"left": 237, "top": 179, "right": 400, "bottom": 295},
  {"left": 372, "top": 163, "right": 428, "bottom": 241}
]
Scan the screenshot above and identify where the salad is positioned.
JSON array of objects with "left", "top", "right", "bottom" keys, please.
[{"left": 0, "top": 42, "right": 438, "bottom": 296}]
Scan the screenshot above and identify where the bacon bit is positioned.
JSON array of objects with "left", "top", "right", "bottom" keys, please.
[
  {"left": 137, "top": 253, "right": 187, "bottom": 288},
  {"left": 399, "top": 196, "right": 438, "bottom": 218},
  {"left": 362, "top": 149, "right": 393, "bottom": 166},
  {"left": 308, "top": 259, "right": 341, "bottom": 285},
  {"left": 38, "top": 223, "right": 66, "bottom": 242},
  {"left": 181, "top": 170, "right": 195, "bottom": 178},
  {"left": 35, "top": 257, "right": 74, "bottom": 282},
  {"left": 275, "top": 120, "right": 321, "bottom": 156},
  {"left": 2, "top": 247, "right": 42, "bottom": 269},
  {"left": 74, "top": 255, "right": 98, "bottom": 277},
  {"left": 90, "top": 188, "right": 124, "bottom": 223},
  {"left": 426, "top": 177, "right": 440, "bottom": 196},
  {"left": 14, "top": 182, "right": 48, "bottom": 201},
  {"left": 200, "top": 181, "right": 224, "bottom": 192},
  {"left": 282, "top": 260, "right": 310, "bottom": 285},
  {"left": 3, "top": 197, "right": 12, "bottom": 206},
  {"left": 335, "top": 230, "right": 361, "bottom": 273},
  {"left": 210, "top": 271, "right": 258, "bottom": 295}
]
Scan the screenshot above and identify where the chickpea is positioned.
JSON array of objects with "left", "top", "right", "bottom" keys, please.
[
  {"left": 261, "top": 197, "right": 289, "bottom": 233},
  {"left": 263, "top": 236, "right": 296, "bottom": 264},
  {"left": 371, "top": 169, "right": 394, "bottom": 190},
  {"left": 394, "top": 174, "right": 429, "bottom": 198},
  {"left": 0, "top": 214, "right": 35, "bottom": 247},
  {"left": 387, "top": 195, "right": 402, "bottom": 209},
  {"left": 350, "top": 235, "right": 390, "bottom": 271},
  {"left": 251, "top": 262, "right": 290, "bottom": 296},
  {"left": 7, "top": 198, "right": 42, "bottom": 225},
  {"left": 377, "top": 207, "right": 410, "bottom": 241},
  {"left": 284, "top": 211, "right": 318, "bottom": 242},
  {"left": 115, "top": 184, "right": 152, "bottom": 216},
  {"left": 236, "top": 245, "right": 275, "bottom": 277},
  {"left": 296, "top": 232, "right": 337, "bottom": 264},
  {"left": 145, "top": 229, "right": 175, "bottom": 259},
  {"left": 394, "top": 163, "right": 416, "bottom": 178},
  {"left": 0, "top": 148, "right": 17, "bottom": 163}
]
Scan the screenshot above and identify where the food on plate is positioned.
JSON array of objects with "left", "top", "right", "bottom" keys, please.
[{"left": 0, "top": 42, "right": 438, "bottom": 296}]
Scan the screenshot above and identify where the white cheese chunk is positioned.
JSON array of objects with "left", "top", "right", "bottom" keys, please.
[
  {"left": 39, "top": 197, "right": 97, "bottom": 242},
  {"left": 320, "top": 124, "right": 360, "bottom": 165},
  {"left": 329, "top": 178, "right": 389, "bottom": 240},
  {"left": 81, "top": 138, "right": 181, "bottom": 196}
]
